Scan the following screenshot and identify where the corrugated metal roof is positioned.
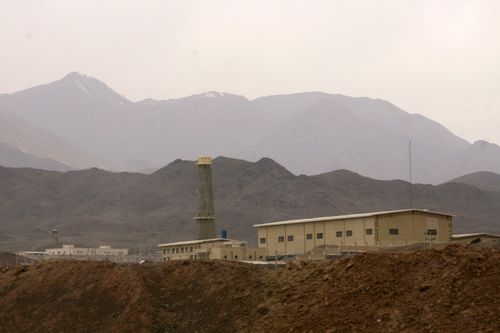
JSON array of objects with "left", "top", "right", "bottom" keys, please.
[
  {"left": 253, "top": 209, "right": 453, "bottom": 227},
  {"left": 452, "top": 233, "right": 499, "bottom": 239}
]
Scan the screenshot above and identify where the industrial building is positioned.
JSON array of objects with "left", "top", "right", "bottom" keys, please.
[
  {"left": 158, "top": 155, "right": 264, "bottom": 262},
  {"left": 158, "top": 238, "right": 266, "bottom": 261},
  {"left": 255, "top": 209, "right": 453, "bottom": 257}
]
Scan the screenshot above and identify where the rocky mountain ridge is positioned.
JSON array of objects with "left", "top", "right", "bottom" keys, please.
[{"left": 1, "top": 73, "right": 500, "bottom": 183}]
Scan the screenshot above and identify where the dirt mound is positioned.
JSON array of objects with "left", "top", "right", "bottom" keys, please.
[{"left": 0, "top": 245, "right": 498, "bottom": 333}]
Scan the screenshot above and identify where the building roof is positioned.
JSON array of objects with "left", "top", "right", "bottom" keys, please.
[
  {"left": 452, "top": 233, "right": 500, "bottom": 239},
  {"left": 157, "top": 238, "right": 243, "bottom": 247},
  {"left": 253, "top": 209, "right": 454, "bottom": 227}
]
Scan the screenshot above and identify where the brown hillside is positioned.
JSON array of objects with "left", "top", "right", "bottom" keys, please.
[
  {"left": 1, "top": 157, "right": 500, "bottom": 252},
  {"left": 0, "top": 245, "right": 498, "bottom": 333}
]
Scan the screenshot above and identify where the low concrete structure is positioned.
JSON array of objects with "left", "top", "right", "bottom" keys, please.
[
  {"left": 451, "top": 233, "right": 499, "bottom": 244},
  {"left": 45, "top": 244, "right": 128, "bottom": 256},
  {"left": 158, "top": 238, "right": 266, "bottom": 261},
  {"left": 255, "top": 209, "right": 453, "bottom": 257}
]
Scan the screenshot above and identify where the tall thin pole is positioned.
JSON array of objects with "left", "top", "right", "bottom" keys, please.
[{"left": 409, "top": 140, "right": 413, "bottom": 208}]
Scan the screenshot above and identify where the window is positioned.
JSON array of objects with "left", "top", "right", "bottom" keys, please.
[
  {"left": 346, "top": 230, "right": 353, "bottom": 237},
  {"left": 427, "top": 229, "right": 437, "bottom": 236},
  {"left": 260, "top": 237, "right": 266, "bottom": 244},
  {"left": 278, "top": 236, "right": 285, "bottom": 242},
  {"left": 317, "top": 233, "right": 323, "bottom": 239},
  {"left": 181, "top": 248, "right": 184, "bottom": 253},
  {"left": 366, "top": 228, "right": 373, "bottom": 235},
  {"left": 249, "top": 256, "right": 252, "bottom": 259},
  {"left": 287, "top": 235, "right": 294, "bottom": 242},
  {"left": 234, "top": 255, "right": 238, "bottom": 259},
  {"left": 336, "top": 231, "right": 343, "bottom": 238},
  {"left": 306, "top": 233, "right": 313, "bottom": 240},
  {"left": 224, "top": 255, "right": 227, "bottom": 259},
  {"left": 190, "top": 247, "right": 193, "bottom": 252},
  {"left": 389, "top": 228, "right": 399, "bottom": 235},
  {"left": 163, "top": 249, "right": 166, "bottom": 255}
]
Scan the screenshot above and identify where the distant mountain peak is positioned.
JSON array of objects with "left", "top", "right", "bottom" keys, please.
[
  {"left": 61, "top": 71, "right": 102, "bottom": 87},
  {"left": 63, "top": 71, "right": 88, "bottom": 80},
  {"left": 254, "top": 157, "right": 294, "bottom": 177},
  {"left": 56, "top": 72, "right": 130, "bottom": 104}
]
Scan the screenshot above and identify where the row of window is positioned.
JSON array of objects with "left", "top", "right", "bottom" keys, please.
[
  {"left": 163, "top": 246, "right": 199, "bottom": 255},
  {"left": 261, "top": 230, "right": 357, "bottom": 244},
  {"left": 260, "top": 228, "right": 438, "bottom": 243}
]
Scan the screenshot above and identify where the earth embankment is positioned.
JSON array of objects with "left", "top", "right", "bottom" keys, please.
[{"left": 0, "top": 245, "right": 498, "bottom": 333}]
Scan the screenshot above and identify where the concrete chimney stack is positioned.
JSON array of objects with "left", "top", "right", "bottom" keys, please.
[{"left": 194, "top": 155, "right": 216, "bottom": 239}]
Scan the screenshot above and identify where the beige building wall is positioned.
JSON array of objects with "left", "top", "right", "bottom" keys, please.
[
  {"left": 159, "top": 239, "right": 266, "bottom": 261},
  {"left": 210, "top": 246, "right": 266, "bottom": 261},
  {"left": 377, "top": 212, "right": 451, "bottom": 246},
  {"left": 256, "top": 210, "right": 452, "bottom": 257},
  {"left": 259, "top": 217, "right": 379, "bottom": 256}
]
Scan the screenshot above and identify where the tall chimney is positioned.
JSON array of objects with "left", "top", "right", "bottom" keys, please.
[{"left": 194, "top": 155, "right": 216, "bottom": 239}]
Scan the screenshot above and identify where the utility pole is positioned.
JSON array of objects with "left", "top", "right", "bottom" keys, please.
[{"left": 409, "top": 140, "right": 413, "bottom": 208}]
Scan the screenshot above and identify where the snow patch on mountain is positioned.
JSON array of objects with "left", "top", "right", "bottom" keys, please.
[
  {"left": 199, "top": 91, "right": 226, "bottom": 98},
  {"left": 74, "top": 80, "right": 90, "bottom": 95}
]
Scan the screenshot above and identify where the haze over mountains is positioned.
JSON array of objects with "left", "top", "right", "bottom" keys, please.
[
  {"left": 0, "top": 156, "right": 499, "bottom": 251},
  {"left": 1, "top": 72, "right": 500, "bottom": 183},
  {"left": 0, "top": 108, "right": 105, "bottom": 169},
  {"left": 0, "top": 143, "right": 70, "bottom": 171}
]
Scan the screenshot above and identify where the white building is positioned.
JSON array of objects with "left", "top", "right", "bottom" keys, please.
[{"left": 45, "top": 245, "right": 128, "bottom": 256}]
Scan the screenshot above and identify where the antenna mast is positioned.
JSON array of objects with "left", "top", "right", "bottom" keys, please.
[{"left": 409, "top": 140, "right": 413, "bottom": 208}]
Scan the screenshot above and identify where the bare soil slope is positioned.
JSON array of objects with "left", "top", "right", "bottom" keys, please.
[{"left": 0, "top": 245, "right": 498, "bottom": 333}]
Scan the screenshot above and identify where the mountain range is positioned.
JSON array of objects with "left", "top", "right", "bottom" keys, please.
[
  {"left": 1, "top": 72, "right": 500, "bottom": 183},
  {"left": 0, "top": 157, "right": 498, "bottom": 252}
]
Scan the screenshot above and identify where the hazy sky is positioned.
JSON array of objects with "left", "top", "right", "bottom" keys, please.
[{"left": 1, "top": 0, "right": 499, "bottom": 144}]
